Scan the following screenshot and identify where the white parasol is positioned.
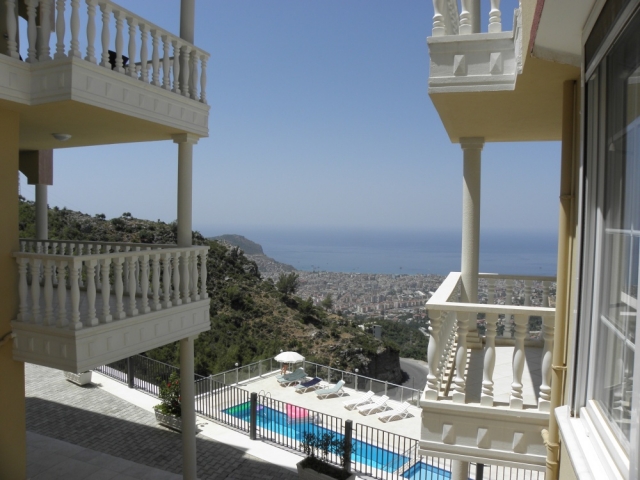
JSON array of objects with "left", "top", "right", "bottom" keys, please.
[{"left": 274, "top": 351, "right": 305, "bottom": 364}]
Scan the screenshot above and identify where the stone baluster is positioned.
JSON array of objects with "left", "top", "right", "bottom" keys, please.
[
  {"left": 84, "top": 0, "right": 97, "bottom": 63},
  {"left": 122, "top": 246, "right": 130, "bottom": 292},
  {"left": 161, "top": 35, "right": 171, "bottom": 89},
  {"left": 172, "top": 39, "right": 181, "bottom": 94},
  {"left": 6, "top": 0, "right": 19, "bottom": 58},
  {"left": 172, "top": 252, "right": 181, "bottom": 306},
  {"left": 425, "top": 309, "right": 443, "bottom": 400},
  {"left": 17, "top": 258, "right": 29, "bottom": 322},
  {"left": 99, "top": 2, "right": 111, "bottom": 68},
  {"left": 482, "top": 313, "right": 498, "bottom": 406},
  {"left": 150, "top": 29, "right": 160, "bottom": 86},
  {"left": 60, "top": 243, "right": 66, "bottom": 255},
  {"left": 126, "top": 256, "right": 138, "bottom": 316},
  {"left": 30, "top": 258, "right": 41, "bottom": 323},
  {"left": 113, "top": 10, "right": 125, "bottom": 72},
  {"left": 25, "top": 0, "right": 38, "bottom": 63},
  {"left": 524, "top": 279, "right": 532, "bottom": 306},
  {"left": 38, "top": 0, "right": 52, "bottom": 61},
  {"left": 459, "top": 0, "right": 472, "bottom": 34},
  {"left": 200, "top": 54, "right": 208, "bottom": 103},
  {"left": 139, "top": 23, "right": 149, "bottom": 82},
  {"left": 542, "top": 281, "right": 550, "bottom": 307},
  {"left": 139, "top": 254, "right": 150, "bottom": 313},
  {"left": 200, "top": 249, "right": 208, "bottom": 299},
  {"left": 510, "top": 313, "right": 527, "bottom": 409},
  {"left": 113, "top": 257, "right": 125, "bottom": 319},
  {"left": 85, "top": 259, "right": 98, "bottom": 326},
  {"left": 151, "top": 253, "right": 161, "bottom": 310},
  {"left": 69, "top": 0, "right": 81, "bottom": 57},
  {"left": 54, "top": 0, "right": 65, "bottom": 59},
  {"left": 190, "top": 250, "right": 199, "bottom": 301},
  {"left": 181, "top": 45, "right": 190, "bottom": 98},
  {"left": 489, "top": 0, "right": 501, "bottom": 33},
  {"left": 69, "top": 260, "right": 82, "bottom": 330},
  {"left": 189, "top": 48, "right": 198, "bottom": 100},
  {"left": 43, "top": 260, "right": 54, "bottom": 326},
  {"left": 94, "top": 245, "right": 102, "bottom": 290},
  {"left": 100, "top": 258, "right": 112, "bottom": 323},
  {"left": 161, "top": 252, "right": 172, "bottom": 308},
  {"left": 538, "top": 315, "right": 555, "bottom": 412},
  {"left": 126, "top": 16, "right": 137, "bottom": 77},
  {"left": 135, "top": 247, "right": 141, "bottom": 294},
  {"left": 19, "top": 240, "right": 26, "bottom": 252},
  {"left": 432, "top": 0, "right": 446, "bottom": 37},
  {"left": 56, "top": 262, "right": 67, "bottom": 327},
  {"left": 452, "top": 311, "right": 469, "bottom": 403},
  {"left": 180, "top": 251, "right": 190, "bottom": 304}
]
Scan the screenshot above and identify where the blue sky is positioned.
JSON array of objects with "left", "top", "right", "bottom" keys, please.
[{"left": 20, "top": 0, "right": 560, "bottom": 237}]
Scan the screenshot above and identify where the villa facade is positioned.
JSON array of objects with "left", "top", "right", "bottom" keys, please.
[
  {"left": 423, "top": 1, "right": 639, "bottom": 480},
  {"left": 0, "top": 1, "right": 210, "bottom": 478}
]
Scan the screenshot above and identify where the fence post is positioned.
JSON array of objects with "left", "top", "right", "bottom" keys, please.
[
  {"left": 250, "top": 392, "right": 257, "bottom": 440},
  {"left": 127, "top": 356, "right": 135, "bottom": 389},
  {"left": 235, "top": 362, "right": 239, "bottom": 385},
  {"left": 476, "top": 463, "right": 484, "bottom": 479},
  {"left": 343, "top": 420, "right": 353, "bottom": 473},
  {"left": 385, "top": 381, "right": 388, "bottom": 396}
]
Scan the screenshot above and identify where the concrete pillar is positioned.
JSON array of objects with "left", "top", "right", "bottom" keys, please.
[
  {"left": 173, "top": 134, "right": 199, "bottom": 248},
  {"left": 180, "top": 335, "right": 197, "bottom": 480},
  {"left": 180, "top": 0, "right": 195, "bottom": 43},
  {"left": 470, "top": 0, "right": 481, "bottom": 33},
  {"left": 451, "top": 460, "right": 469, "bottom": 480},
  {"left": 35, "top": 184, "right": 48, "bottom": 240},
  {"left": 460, "top": 137, "right": 484, "bottom": 304}
]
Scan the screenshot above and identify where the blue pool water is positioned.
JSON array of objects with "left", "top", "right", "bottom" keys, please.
[
  {"left": 402, "top": 461, "right": 452, "bottom": 480},
  {"left": 223, "top": 402, "right": 410, "bottom": 472}
]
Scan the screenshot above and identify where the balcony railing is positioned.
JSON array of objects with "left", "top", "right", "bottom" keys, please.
[
  {"left": 432, "top": 0, "right": 503, "bottom": 36},
  {"left": 424, "top": 272, "right": 556, "bottom": 413},
  {"left": 15, "top": 239, "right": 209, "bottom": 331},
  {"left": 4, "top": 0, "right": 209, "bottom": 103}
]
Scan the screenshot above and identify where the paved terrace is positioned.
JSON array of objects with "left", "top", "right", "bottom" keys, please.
[{"left": 25, "top": 364, "right": 300, "bottom": 479}]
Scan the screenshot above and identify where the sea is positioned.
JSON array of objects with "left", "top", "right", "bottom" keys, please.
[{"left": 206, "top": 227, "right": 558, "bottom": 277}]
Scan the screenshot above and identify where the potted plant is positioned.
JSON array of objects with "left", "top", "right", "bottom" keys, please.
[
  {"left": 297, "top": 432, "right": 356, "bottom": 480},
  {"left": 154, "top": 372, "right": 182, "bottom": 431},
  {"left": 64, "top": 370, "right": 93, "bottom": 386}
]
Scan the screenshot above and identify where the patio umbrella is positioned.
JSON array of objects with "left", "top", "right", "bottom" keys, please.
[{"left": 274, "top": 351, "right": 305, "bottom": 364}]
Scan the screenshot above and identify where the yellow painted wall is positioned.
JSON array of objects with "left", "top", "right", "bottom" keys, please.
[
  {"left": 559, "top": 442, "right": 579, "bottom": 480},
  {"left": 0, "top": 108, "right": 25, "bottom": 480}
]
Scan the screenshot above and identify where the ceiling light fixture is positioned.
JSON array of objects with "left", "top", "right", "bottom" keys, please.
[{"left": 51, "top": 133, "right": 72, "bottom": 141}]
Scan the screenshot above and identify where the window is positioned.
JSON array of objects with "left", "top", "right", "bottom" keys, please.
[{"left": 579, "top": 5, "right": 640, "bottom": 479}]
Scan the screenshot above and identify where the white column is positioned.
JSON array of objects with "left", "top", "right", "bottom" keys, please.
[
  {"left": 180, "top": 0, "right": 195, "bottom": 44},
  {"left": 180, "top": 335, "right": 197, "bottom": 480},
  {"left": 35, "top": 184, "right": 48, "bottom": 240},
  {"left": 459, "top": 137, "right": 483, "bottom": 305},
  {"left": 173, "top": 134, "right": 199, "bottom": 248}
]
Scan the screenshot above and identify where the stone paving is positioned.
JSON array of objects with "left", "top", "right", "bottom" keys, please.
[{"left": 26, "top": 364, "right": 298, "bottom": 480}]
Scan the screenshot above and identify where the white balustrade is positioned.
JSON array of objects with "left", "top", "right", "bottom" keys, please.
[
  {"left": 426, "top": 271, "right": 557, "bottom": 413},
  {"left": 14, "top": 241, "right": 208, "bottom": 331},
  {"left": 0, "top": 0, "right": 209, "bottom": 104},
  {"left": 432, "top": 0, "right": 504, "bottom": 37}
]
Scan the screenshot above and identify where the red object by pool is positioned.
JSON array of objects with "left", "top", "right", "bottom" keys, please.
[{"left": 286, "top": 403, "right": 309, "bottom": 421}]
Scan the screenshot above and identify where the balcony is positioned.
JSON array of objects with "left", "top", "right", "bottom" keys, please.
[
  {"left": 420, "top": 271, "right": 556, "bottom": 471},
  {"left": 11, "top": 239, "right": 211, "bottom": 373},
  {"left": 428, "top": 1, "right": 522, "bottom": 94},
  {"left": 1, "top": 0, "right": 209, "bottom": 150}
]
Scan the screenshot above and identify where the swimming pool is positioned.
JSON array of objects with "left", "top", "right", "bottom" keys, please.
[
  {"left": 223, "top": 401, "right": 410, "bottom": 473},
  {"left": 401, "top": 461, "right": 452, "bottom": 480}
]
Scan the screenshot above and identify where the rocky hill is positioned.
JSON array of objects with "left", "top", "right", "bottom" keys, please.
[{"left": 19, "top": 198, "right": 402, "bottom": 382}]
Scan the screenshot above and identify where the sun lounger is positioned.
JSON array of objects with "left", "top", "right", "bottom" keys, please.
[
  {"left": 357, "top": 395, "right": 389, "bottom": 415},
  {"left": 277, "top": 368, "right": 308, "bottom": 386},
  {"left": 377, "top": 401, "right": 412, "bottom": 422},
  {"left": 276, "top": 367, "right": 304, "bottom": 380},
  {"left": 315, "top": 380, "right": 346, "bottom": 399},
  {"left": 295, "top": 377, "right": 324, "bottom": 393},
  {"left": 343, "top": 390, "right": 375, "bottom": 410}
]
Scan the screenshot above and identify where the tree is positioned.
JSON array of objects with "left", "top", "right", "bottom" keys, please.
[
  {"left": 276, "top": 272, "right": 299, "bottom": 296},
  {"left": 321, "top": 293, "right": 334, "bottom": 311}
]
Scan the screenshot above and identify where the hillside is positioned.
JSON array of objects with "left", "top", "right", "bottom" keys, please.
[{"left": 19, "top": 198, "right": 402, "bottom": 381}]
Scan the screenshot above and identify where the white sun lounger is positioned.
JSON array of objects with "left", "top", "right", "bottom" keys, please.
[
  {"left": 378, "top": 401, "right": 412, "bottom": 422},
  {"left": 357, "top": 395, "right": 389, "bottom": 415},
  {"left": 343, "top": 390, "right": 375, "bottom": 410},
  {"left": 315, "top": 380, "right": 346, "bottom": 399}
]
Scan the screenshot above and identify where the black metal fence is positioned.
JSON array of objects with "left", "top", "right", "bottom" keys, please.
[
  {"left": 95, "top": 355, "right": 185, "bottom": 396},
  {"left": 194, "top": 377, "right": 251, "bottom": 433}
]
